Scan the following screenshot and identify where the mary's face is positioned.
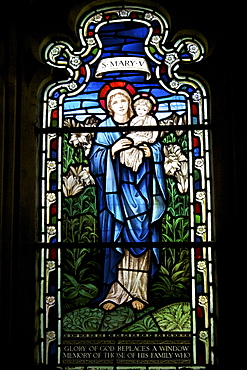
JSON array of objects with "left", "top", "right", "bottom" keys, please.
[{"left": 110, "top": 94, "right": 129, "bottom": 116}]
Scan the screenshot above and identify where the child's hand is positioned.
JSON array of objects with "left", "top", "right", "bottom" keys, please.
[{"left": 139, "top": 144, "right": 151, "bottom": 157}]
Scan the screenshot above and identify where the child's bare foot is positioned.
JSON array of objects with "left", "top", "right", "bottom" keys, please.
[
  {"left": 132, "top": 300, "right": 145, "bottom": 310},
  {"left": 102, "top": 302, "right": 116, "bottom": 310}
]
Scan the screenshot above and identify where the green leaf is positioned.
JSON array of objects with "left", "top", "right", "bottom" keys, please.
[
  {"left": 64, "top": 273, "right": 78, "bottom": 287},
  {"left": 78, "top": 288, "right": 94, "bottom": 298},
  {"left": 171, "top": 261, "right": 184, "bottom": 274},
  {"left": 83, "top": 283, "right": 98, "bottom": 292},
  {"left": 173, "top": 283, "right": 187, "bottom": 290},
  {"left": 64, "top": 288, "right": 79, "bottom": 299},
  {"left": 75, "top": 256, "right": 86, "bottom": 270},
  {"left": 173, "top": 217, "right": 184, "bottom": 228},
  {"left": 171, "top": 270, "right": 184, "bottom": 282},
  {"left": 163, "top": 235, "right": 173, "bottom": 242},
  {"left": 167, "top": 220, "right": 174, "bottom": 233},
  {"left": 65, "top": 259, "right": 76, "bottom": 270},
  {"left": 160, "top": 265, "right": 169, "bottom": 276}
]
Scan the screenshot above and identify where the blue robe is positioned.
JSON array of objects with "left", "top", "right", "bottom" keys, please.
[{"left": 89, "top": 117, "right": 166, "bottom": 303}]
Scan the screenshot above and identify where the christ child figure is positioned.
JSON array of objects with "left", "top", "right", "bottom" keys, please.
[{"left": 120, "top": 97, "right": 159, "bottom": 172}]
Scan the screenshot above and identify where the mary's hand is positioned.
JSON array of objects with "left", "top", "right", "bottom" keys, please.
[
  {"left": 111, "top": 138, "right": 133, "bottom": 158},
  {"left": 139, "top": 144, "right": 152, "bottom": 157}
]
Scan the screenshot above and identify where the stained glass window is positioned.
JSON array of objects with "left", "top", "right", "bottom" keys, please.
[{"left": 38, "top": 5, "right": 216, "bottom": 369}]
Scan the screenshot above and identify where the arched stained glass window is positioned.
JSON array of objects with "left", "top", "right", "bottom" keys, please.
[{"left": 38, "top": 4, "right": 216, "bottom": 369}]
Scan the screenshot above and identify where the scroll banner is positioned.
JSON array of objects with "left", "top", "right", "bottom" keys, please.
[{"left": 95, "top": 57, "right": 151, "bottom": 79}]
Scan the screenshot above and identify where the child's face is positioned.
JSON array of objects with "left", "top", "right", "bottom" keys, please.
[{"left": 135, "top": 104, "right": 149, "bottom": 117}]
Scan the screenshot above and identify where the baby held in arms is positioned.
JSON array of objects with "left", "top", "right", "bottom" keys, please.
[{"left": 120, "top": 97, "right": 159, "bottom": 172}]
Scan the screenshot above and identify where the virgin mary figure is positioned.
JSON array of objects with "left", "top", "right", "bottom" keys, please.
[{"left": 89, "top": 86, "right": 166, "bottom": 310}]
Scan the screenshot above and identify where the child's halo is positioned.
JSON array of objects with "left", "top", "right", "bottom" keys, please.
[{"left": 133, "top": 93, "right": 157, "bottom": 112}]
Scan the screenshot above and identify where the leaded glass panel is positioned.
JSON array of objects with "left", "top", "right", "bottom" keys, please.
[{"left": 38, "top": 5, "right": 216, "bottom": 369}]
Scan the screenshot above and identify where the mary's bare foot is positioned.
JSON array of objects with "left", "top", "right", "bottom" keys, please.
[
  {"left": 102, "top": 302, "right": 116, "bottom": 311},
  {"left": 132, "top": 300, "right": 145, "bottom": 310}
]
